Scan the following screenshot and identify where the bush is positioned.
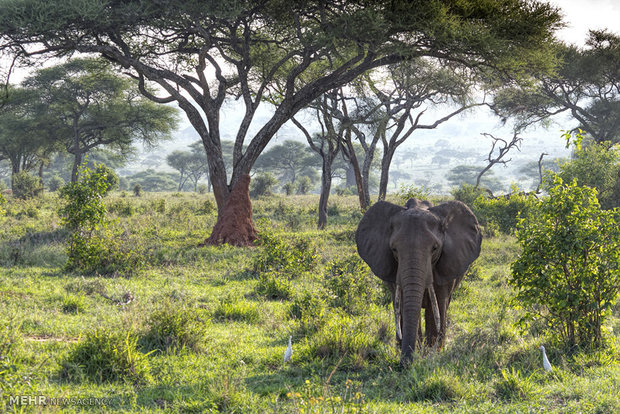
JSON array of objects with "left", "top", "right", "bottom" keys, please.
[
  {"left": 0, "top": 192, "right": 5, "bottom": 217},
  {"left": 473, "top": 188, "right": 532, "bottom": 234},
  {"left": 250, "top": 173, "right": 277, "bottom": 197},
  {"left": 324, "top": 255, "right": 385, "bottom": 314},
  {"left": 557, "top": 134, "right": 620, "bottom": 209},
  {"left": 47, "top": 175, "right": 65, "bottom": 192},
  {"left": 296, "top": 176, "right": 313, "bottom": 195},
  {"left": 141, "top": 305, "right": 207, "bottom": 353},
  {"left": 61, "top": 329, "right": 151, "bottom": 384},
  {"left": 289, "top": 290, "right": 328, "bottom": 334},
  {"left": 397, "top": 184, "right": 430, "bottom": 204},
  {"left": 133, "top": 183, "right": 142, "bottom": 197},
  {"left": 252, "top": 230, "right": 319, "bottom": 276},
  {"left": 451, "top": 184, "right": 485, "bottom": 207},
  {"left": 511, "top": 175, "right": 620, "bottom": 349},
  {"left": 254, "top": 271, "right": 294, "bottom": 300},
  {"left": 12, "top": 171, "right": 43, "bottom": 199}
]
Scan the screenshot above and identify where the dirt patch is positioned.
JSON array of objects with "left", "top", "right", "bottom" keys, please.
[{"left": 201, "top": 174, "right": 258, "bottom": 247}]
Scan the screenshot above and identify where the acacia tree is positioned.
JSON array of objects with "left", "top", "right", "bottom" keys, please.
[
  {"left": 0, "top": 87, "right": 58, "bottom": 188},
  {"left": 493, "top": 30, "right": 620, "bottom": 145},
  {"left": 167, "top": 142, "right": 209, "bottom": 191},
  {"left": 24, "top": 58, "right": 178, "bottom": 182},
  {"left": 0, "top": 0, "right": 561, "bottom": 245},
  {"left": 293, "top": 90, "right": 344, "bottom": 228},
  {"left": 253, "top": 140, "right": 319, "bottom": 185}
]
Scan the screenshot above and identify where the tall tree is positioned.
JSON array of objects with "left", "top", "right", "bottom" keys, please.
[
  {"left": 167, "top": 142, "right": 210, "bottom": 191},
  {"left": 0, "top": 87, "right": 58, "bottom": 188},
  {"left": 253, "top": 140, "right": 319, "bottom": 184},
  {"left": 0, "top": 0, "right": 562, "bottom": 245},
  {"left": 23, "top": 58, "right": 178, "bottom": 182},
  {"left": 493, "top": 30, "right": 620, "bottom": 145},
  {"left": 293, "top": 90, "right": 344, "bottom": 229}
]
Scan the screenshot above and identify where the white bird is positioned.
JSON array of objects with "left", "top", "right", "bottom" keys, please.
[
  {"left": 283, "top": 336, "right": 293, "bottom": 363},
  {"left": 540, "top": 345, "right": 552, "bottom": 372}
]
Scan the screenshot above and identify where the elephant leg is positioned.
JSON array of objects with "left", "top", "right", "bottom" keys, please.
[
  {"left": 434, "top": 281, "right": 457, "bottom": 349},
  {"left": 386, "top": 281, "right": 403, "bottom": 347}
]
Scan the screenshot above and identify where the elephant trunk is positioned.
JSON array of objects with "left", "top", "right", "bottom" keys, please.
[{"left": 399, "top": 262, "right": 429, "bottom": 364}]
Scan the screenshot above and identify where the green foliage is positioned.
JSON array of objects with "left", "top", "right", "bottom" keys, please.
[
  {"left": 473, "top": 189, "right": 533, "bottom": 235},
  {"left": 47, "top": 174, "right": 65, "bottom": 191},
  {"left": 61, "top": 329, "right": 152, "bottom": 384},
  {"left": 213, "top": 295, "right": 260, "bottom": 323},
  {"left": 254, "top": 271, "right": 294, "bottom": 300},
  {"left": 558, "top": 133, "right": 620, "bottom": 209},
  {"left": 286, "top": 379, "right": 367, "bottom": 413},
  {"left": 133, "top": 183, "right": 142, "bottom": 196},
  {"left": 296, "top": 176, "right": 313, "bottom": 195},
  {"left": 141, "top": 305, "right": 208, "bottom": 353},
  {"left": 252, "top": 229, "right": 319, "bottom": 276},
  {"left": 324, "top": 255, "right": 385, "bottom": 314},
  {"left": 451, "top": 184, "right": 486, "bottom": 207},
  {"left": 289, "top": 290, "right": 328, "bottom": 334},
  {"left": 61, "top": 294, "right": 87, "bottom": 314},
  {"left": 250, "top": 172, "right": 278, "bottom": 197},
  {"left": 494, "top": 368, "right": 537, "bottom": 401},
  {"left": 0, "top": 192, "right": 5, "bottom": 217},
  {"left": 92, "top": 163, "right": 119, "bottom": 194},
  {"left": 60, "top": 165, "right": 143, "bottom": 275},
  {"left": 511, "top": 176, "right": 620, "bottom": 349},
  {"left": 12, "top": 171, "right": 43, "bottom": 199},
  {"left": 0, "top": 321, "right": 30, "bottom": 411},
  {"left": 397, "top": 184, "right": 430, "bottom": 204}
]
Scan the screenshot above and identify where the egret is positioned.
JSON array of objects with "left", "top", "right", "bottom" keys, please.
[
  {"left": 540, "top": 345, "right": 552, "bottom": 372},
  {"left": 283, "top": 336, "right": 293, "bottom": 364}
]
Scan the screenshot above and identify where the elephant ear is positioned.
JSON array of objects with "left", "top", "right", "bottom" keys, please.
[
  {"left": 356, "top": 201, "right": 405, "bottom": 282},
  {"left": 430, "top": 201, "right": 482, "bottom": 286}
]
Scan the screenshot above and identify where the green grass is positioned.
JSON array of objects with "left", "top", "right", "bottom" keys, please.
[{"left": 1, "top": 191, "right": 619, "bottom": 412}]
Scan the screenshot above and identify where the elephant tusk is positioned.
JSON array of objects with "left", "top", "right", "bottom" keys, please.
[
  {"left": 394, "top": 283, "right": 403, "bottom": 341},
  {"left": 428, "top": 285, "right": 441, "bottom": 333}
]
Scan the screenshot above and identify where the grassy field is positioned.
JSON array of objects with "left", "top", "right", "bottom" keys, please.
[{"left": 1, "top": 192, "right": 619, "bottom": 413}]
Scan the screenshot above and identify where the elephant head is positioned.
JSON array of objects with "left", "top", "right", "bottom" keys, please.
[{"left": 356, "top": 198, "right": 481, "bottom": 363}]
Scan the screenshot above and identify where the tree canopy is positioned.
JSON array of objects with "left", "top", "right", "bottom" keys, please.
[
  {"left": 0, "top": 0, "right": 563, "bottom": 242},
  {"left": 23, "top": 58, "right": 178, "bottom": 182}
]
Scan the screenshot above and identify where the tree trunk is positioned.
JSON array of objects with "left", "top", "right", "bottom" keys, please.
[
  {"left": 317, "top": 159, "right": 333, "bottom": 229},
  {"left": 378, "top": 148, "right": 395, "bottom": 201},
  {"left": 71, "top": 151, "right": 82, "bottom": 183},
  {"left": 200, "top": 174, "right": 257, "bottom": 247}
]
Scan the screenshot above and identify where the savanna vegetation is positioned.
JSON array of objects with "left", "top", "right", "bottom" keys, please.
[{"left": 1, "top": 185, "right": 619, "bottom": 413}]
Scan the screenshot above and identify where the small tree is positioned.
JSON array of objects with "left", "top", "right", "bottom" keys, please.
[
  {"left": 511, "top": 176, "right": 620, "bottom": 350},
  {"left": 12, "top": 170, "right": 43, "bottom": 199},
  {"left": 59, "top": 166, "right": 110, "bottom": 272}
]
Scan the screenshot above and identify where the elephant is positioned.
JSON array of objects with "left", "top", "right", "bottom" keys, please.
[{"left": 355, "top": 198, "right": 482, "bottom": 364}]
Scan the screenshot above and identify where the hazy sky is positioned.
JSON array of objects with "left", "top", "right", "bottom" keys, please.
[{"left": 551, "top": 0, "right": 619, "bottom": 45}]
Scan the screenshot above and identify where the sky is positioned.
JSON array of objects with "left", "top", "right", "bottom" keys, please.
[{"left": 550, "top": 0, "right": 620, "bottom": 45}]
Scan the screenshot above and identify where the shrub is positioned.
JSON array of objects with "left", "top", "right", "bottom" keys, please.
[
  {"left": 283, "top": 182, "right": 295, "bottom": 196},
  {"left": 60, "top": 166, "right": 144, "bottom": 275},
  {"left": 61, "top": 329, "right": 151, "bottom": 384},
  {"left": 133, "top": 183, "right": 142, "bottom": 197},
  {"left": 197, "top": 183, "right": 208, "bottom": 194},
  {"left": 296, "top": 176, "right": 313, "bottom": 195},
  {"left": 473, "top": 188, "right": 532, "bottom": 234},
  {"left": 324, "top": 255, "right": 384, "bottom": 314},
  {"left": 254, "top": 271, "right": 294, "bottom": 300},
  {"left": 451, "top": 184, "right": 485, "bottom": 207},
  {"left": 250, "top": 173, "right": 277, "bottom": 197},
  {"left": 0, "top": 192, "right": 5, "bottom": 217},
  {"left": 47, "top": 175, "right": 65, "bottom": 192},
  {"left": 252, "top": 230, "right": 319, "bottom": 276},
  {"left": 92, "top": 163, "right": 119, "bottom": 194},
  {"left": 12, "top": 171, "right": 43, "bottom": 199},
  {"left": 558, "top": 132, "right": 620, "bottom": 209},
  {"left": 397, "top": 184, "right": 430, "bottom": 204},
  {"left": 511, "top": 175, "right": 620, "bottom": 349},
  {"left": 141, "top": 305, "right": 207, "bottom": 353},
  {"left": 289, "top": 290, "right": 328, "bottom": 334}
]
